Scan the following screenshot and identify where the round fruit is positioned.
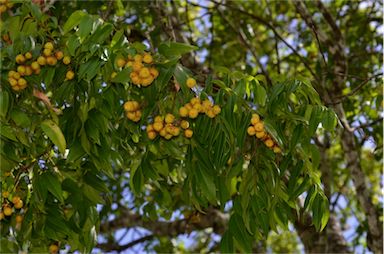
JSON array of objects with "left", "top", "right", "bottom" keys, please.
[
  {"left": 141, "top": 76, "right": 154, "bottom": 86},
  {"left": 116, "top": 58, "right": 126, "bottom": 68},
  {"left": 134, "top": 54, "right": 142, "bottom": 63},
  {"left": 251, "top": 114, "right": 260, "bottom": 125},
  {"left": 126, "top": 112, "right": 135, "bottom": 120},
  {"left": 165, "top": 114, "right": 175, "bottom": 124},
  {"left": 0, "top": 212, "right": 4, "bottom": 220},
  {"left": 179, "top": 107, "right": 189, "bottom": 117},
  {"left": 15, "top": 215, "right": 23, "bottom": 223},
  {"left": 62, "top": 56, "right": 71, "bottom": 65},
  {"left": 255, "top": 131, "right": 266, "bottom": 139},
  {"left": 123, "top": 101, "right": 135, "bottom": 112},
  {"left": 8, "top": 78, "right": 18, "bottom": 87},
  {"left": 139, "top": 67, "right": 150, "bottom": 78},
  {"left": 188, "top": 108, "right": 199, "bottom": 119},
  {"left": 8, "top": 70, "right": 17, "bottom": 78},
  {"left": 12, "top": 196, "right": 21, "bottom": 205},
  {"left": 254, "top": 122, "right": 264, "bottom": 132},
  {"left": 247, "top": 126, "right": 256, "bottom": 136},
  {"left": 37, "top": 56, "right": 47, "bottom": 66},
  {"left": 153, "top": 122, "right": 164, "bottom": 132},
  {"left": 17, "top": 65, "right": 26, "bottom": 75},
  {"left": 18, "top": 78, "right": 27, "bottom": 88},
  {"left": 142, "top": 53, "right": 153, "bottom": 64},
  {"left": 25, "top": 52, "right": 32, "bottom": 59},
  {"left": 193, "top": 103, "right": 202, "bottom": 112},
  {"left": 212, "top": 105, "right": 221, "bottom": 115},
  {"left": 273, "top": 146, "right": 281, "bottom": 153},
  {"left": 186, "top": 77, "right": 196, "bottom": 88},
  {"left": 0, "top": 5, "right": 6, "bottom": 13},
  {"left": 13, "top": 72, "right": 21, "bottom": 80},
  {"left": 190, "top": 97, "right": 200, "bottom": 105},
  {"left": 126, "top": 61, "right": 133, "bottom": 68},
  {"left": 44, "top": 42, "right": 54, "bottom": 50},
  {"left": 66, "top": 70, "right": 75, "bottom": 80},
  {"left": 159, "top": 128, "right": 167, "bottom": 137},
  {"left": 43, "top": 48, "right": 52, "bottom": 57},
  {"left": 3, "top": 206, "right": 12, "bottom": 216},
  {"left": 164, "top": 134, "right": 172, "bottom": 140},
  {"left": 55, "top": 51, "right": 64, "bottom": 60},
  {"left": 206, "top": 110, "right": 216, "bottom": 118},
  {"left": 31, "top": 61, "right": 40, "bottom": 70},
  {"left": 46, "top": 56, "right": 57, "bottom": 66},
  {"left": 49, "top": 244, "right": 59, "bottom": 254},
  {"left": 149, "top": 68, "right": 159, "bottom": 78},
  {"left": 15, "top": 54, "right": 26, "bottom": 64},
  {"left": 25, "top": 66, "right": 33, "bottom": 76},
  {"left": 265, "top": 139, "right": 274, "bottom": 148},
  {"left": 132, "top": 62, "right": 143, "bottom": 72},
  {"left": 147, "top": 131, "right": 157, "bottom": 140},
  {"left": 180, "top": 120, "right": 189, "bottom": 129},
  {"left": 184, "top": 129, "right": 193, "bottom": 138},
  {"left": 2, "top": 191, "right": 9, "bottom": 198},
  {"left": 146, "top": 124, "right": 154, "bottom": 132}
]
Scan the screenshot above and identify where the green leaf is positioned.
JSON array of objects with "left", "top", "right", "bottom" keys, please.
[
  {"left": 254, "top": 80, "right": 267, "bottom": 106},
  {"left": 41, "top": 120, "right": 67, "bottom": 154},
  {"left": 0, "top": 91, "right": 9, "bottom": 119},
  {"left": 82, "top": 184, "right": 104, "bottom": 204},
  {"left": 1, "top": 125, "right": 18, "bottom": 141},
  {"left": 10, "top": 109, "right": 31, "bottom": 128},
  {"left": 63, "top": 10, "right": 87, "bottom": 33},
  {"left": 322, "top": 109, "right": 337, "bottom": 131},
  {"left": 195, "top": 165, "right": 216, "bottom": 203},
  {"left": 220, "top": 231, "right": 234, "bottom": 253},
  {"left": 111, "top": 68, "right": 131, "bottom": 83},
  {"left": 79, "top": 15, "right": 94, "bottom": 39},
  {"left": 158, "top": 42, "right": 197, "bottom": 57},
  {"left": 41, "top": 172, "right": 64, "bottom": 203},
  {"left": 229, "top": 214, "right": 252, "bottom": 253}
]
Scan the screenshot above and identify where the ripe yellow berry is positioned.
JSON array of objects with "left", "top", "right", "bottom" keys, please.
[
  {"left": 8, "top": 78, "right": 18, "bottom": 87},
  {"left": 34, "top": 68, "right": 41, "bottom": 75},
  {"left": 43, "top": 48, "right": 52, "bottom": 57},
  {"left": 154, "top": 116, "right": 163, "bottom": 122},
  {"left": 12, "top": 196, "right": 21, "bottom": 205},
  {"left": 212, "top": 105, "right": 221, "bottom": 115},
  {"left": 44, "top": 42, "right": 54, "bottom": 50},
  {"left": 124, "top": 101, "right": 135, "bottom": 112},
  {"left": 15, "top": 54, "right": 26, "bottom": 64},
  {"left": 147, "top": 131, "right": 157, "bottom": 140},
  {"left": 142, "top": 53, "right": 153, "bottom": 64},
  {"left": 55, "top": 51, "right": 64, "bottom": 60},
  {"left": 186, "top": 77, "right": 196, "bottom": 88},
  {"left": 164, "top": 134, "right": 173, "bottom": 140},
  {"left": 66, "top": 70, "right": 75, "bottom": 80},
  {"left": 0, "top": 212, "right": 4, "bottom": 220},
  {"left": 165, "top": 114, "right": 175, "bottom": 124},
  {"left": 134, "top": 54, "right": 142, "bottom": 63},
  {"left": 62, "top": 56, "right": 71, "bottom": 65},
  {"left": 18, "top": 78, "right": 27, "bottom": 88},
  {"left": 153, "top": 122, "right": 164, "bottom": 132},
  {"left": 46, "top": 56, "right": 57, "bottom": 66},
  {"left": 3, "top": 206, "right": 12, "bottom": 216},
  {"left": 255, "top": 131, "right": 266, "bottom": 139},
  {"left": 13, "top": 72, "right": 21, "bottom": 80},
  {"left": 247, "top": 126, "right": 256, "bottom": 136},
  {"left": 126, "top": 112, "right": 135, "bottom": 120},
  {"left": 179, "top": 107, "right": 189, "bottom": 117},
  {"left": 49, "top": 244, "right": 59, "bottom": 254},
  {"left": 141, "top": 76, "right": 154, "bottom": 87},
  {"left": 146, "top": 124, "right": 154, "bottom": 132},
  {"left": 132, "top": 61, "right": 143, "bottom": 72},
  {"left": 180, "top": 120, "right": 189, "bottom": 129},
  {"left": 206, "top": 110, "right": 216, "bottom": 118},
  {"left": 251, "top": 114, "right": 260, "bottom": 125},
  {"left": 193, "top": 103, "right": 202, "bottom": 112},
  {"left": 2, "top": 191, "right": 9, "bottom": 198},
  {"left": 254, "top": 122, "right": 264, "bottom": 132},
  {"left": 24, "top": 52, "right": 32, "bottom": 59},
  {"left": 202, "top": 99, "right": 213, "bottom": 108},
  {"left": 31, "top": 61, "right": 40, "bottom": 71},
  {"left": 15, "top": 215, "right": 23, "bottom": 223},
  {"left": 8, "top": 70, "right": 17, "bottom": 78},
  {"left": 273, "top": 146, "right": 281, "bottom": 153},
  {"left": 116, "top": 58, "right": 126, "bottom": 68},
  {"left": 139, "top": 67, "right": 150, "bottom": 78},
  {"left": 265, "top": 139, "right": 274, "bottom": 148},
  {"left": 159, "top": 128, "right": 167, "bottom": 137},
  {"left": 17, "top": 65, "right": 26, "bottom": 75},
  {"left": 149, "top": 68, "right": 159, "bottom": 78},
  {"left": 184, "top": 129, "right": 193, "bottom": 138},
  {"left": 37, "top": 56, "right": 46, "bottom": 66},
  {"left": 171, "top": 126, "right": 180, "bottom": 136},
  {"left": 126, "top": 61, "right": 133, "bottom": 68},
  {"left": 184, "top": 103, "right": 193, "bottom": 111},
  {"left": 190, "top": 97, "right": 200, "bottom": 105},
  {"left": 25, "top": 66, "right": 33, "bottom": 76},
  {"left": 188, "top": 108, "right": 199, "bottom": 119}
]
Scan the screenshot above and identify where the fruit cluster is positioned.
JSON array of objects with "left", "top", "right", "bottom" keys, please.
[
  {"left": 186, "top": 77, "right": 196, "bottom": 88},
  {"left": 179, "top": 97, "right": 221, "bottom": 119},
  {"left": 123, "top": 100, "right": 142, "bottom": 122},
  {"left": 7, "top": 42, "right": 74, "bottom": 92},
  {"left": 146, "top": 114, "right": 193, "bottom": 140},
  {"left": 0, "top": 0, "right": 14, "bottom": 14},
  {"left": 116, "top": 52, "right": 159, "bottom": 87},
  {"left": 247, "top": 113, "right": 281, "bottom": 153},
  {"left": 0, "top": 191, "right": 24, "bottom": 228}
]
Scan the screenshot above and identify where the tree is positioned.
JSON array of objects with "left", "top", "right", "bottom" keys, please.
[{"left": 0, "top": 0, "right": 382, "bottom": 253}]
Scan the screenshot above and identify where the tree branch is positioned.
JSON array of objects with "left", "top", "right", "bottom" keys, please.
[{"left": 97, "top": 234, "right": 154, "bottom": 252}]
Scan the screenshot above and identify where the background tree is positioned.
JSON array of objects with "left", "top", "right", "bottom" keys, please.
[{"left": 0, "top": 0, "right": 382, "bottom": 253}]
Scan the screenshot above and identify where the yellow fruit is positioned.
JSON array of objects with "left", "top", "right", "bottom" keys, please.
[
  {"left": 43, "top": 48, "right": 52, "bottom": 57},
  {"left": 265, "top": 139, "right": 274, "bottom": 148},
  {"left": 134, "top": 110, "right": 142, "bottom": 118},
  {"left": 0, "top": 212, "right": 4, "bottom": 220},
  {"left": 165, "top": 113, "right": 175, "bottom": 124},
  {"left": 46, "top": 56, "right": 57, "bottom": 66},
  {"left": 62, "top": 56, "right": 71, "bottom": 65},
  {"left": 55, "top": 51, "right": 64, "bottom": 60},
  {"left": 184, "top": 129, "right": 193, "bottom": 138},
  {"left": 179, "top": 107, "right": 189, "bottom": 117},
  {"left": 206, "top": 109, "right": 216, "bottom": 118},
  {"left": 153, "top": 122, "right": 164, "bottom": 132},
  {"left": 180, "top": 120, "right": 189, "bottom": 129},
  {"left": 12, "top": 86, "right": 21, "bottom": 92},
  {"left": 15, "top": 215, "right": 23, "bottom": 223},
  {"left": 49, "top": 244, "right": 59, "bottom": 254},
  {"left": 147, "top": 131, "right": 157, "bottom": 140},
  {"left": 31, "top": 61, "right": 40, "bottom": 71},
  {"left": 132, "top": 61, "right": 143, "bottom": 72},
  {"left": 154, "top": 116, "right": 163, "bottom": 122},
  {"left": 34, "top": 68, "right": 41, "bottom": 75},
  {"left": 193, "top": 103, "right": 202, "bottom": 112},
  {"left": 25, "top": 66, "right": 33, "bottom": 76},
  {"left": 171, "top": 127, "right": 180, "bottom": 136},
  {"left": 126, "top": 61, "right": 133, "bottom": 68},
  {"left": 126, "top": 112, "right": 135, "bottom": 120},
  {"left": 254, "top": 122, "right": 264, "bottom": 132},
  {"left": 0, "top": 5, "right": 6, "bottom": 13},
  {"left": 251, "top": 114, "right": 260, "bottom": 125},
  {"left": 184, "top": 103, "right": 193, "bottom": 110},
  {"left": 3, "top": 206, "right": 12, "bottom": 216},
  {"left": 17, "top": 65, "right": 26, "bottom": 75},
  {"left": 18, "top": 78, "right": 27, "bottom": 88},
  {"left": 255, "top": 131, "right": 266, "bottom": 139},
  {"left": 141, "top": 76, "right": 154, "bottom": 86},
  {"left": 8, "top": 70, "right": 17, "bottom": 78},
  {"left": 146, "top": 124, "right": 154, "bottom": 132},
  {"left": 24, "top": 52, "right": 32, "bottom": 59},
  {"left": 273, "top": 146, "right": 281, "bottom": 153},
  {"left": 139, "top": 67, "right": 150, "bottom": 78},
  {"left": 12, "top": 196, "right": 21, "bottom": 205},
  {"left": 44, "top": 42, "right": 54, "bottom": 50},
  {"left": 149, "top": 68, "right": 159, "bottom": 78},
  {"left": 13, "top": 72, "right": 21, "bottom": 80},
  {"left": 186, "top": 77, "right": 196, "bottom": 88},
  {"left": 8, "top": 78, "right": 18, "bottom": 87},
  {"left": 116, "top": 58, "right": 126, "bottom": 68},
  {"left": 213, "top": 105, "right": 221, "bottom": 115},
  {"left": 124, "top": 101, "right": 135, "bottom": 112},
  {"left": 134, "top": 54, "right": 142, "bottom": 63},
  {"left": 202, "top": 99, "right": 213, "bottom": 108},
  {"left": 190, "top": 97, "right": 200, "bottom": 105},
  {"left": 247, "top": 126, "right": 256, "bottom": 136},
  {"left": 188, "top": 108, "right": 199, "bottom": 119},
  {"left": 66, "top": 70, "right": 75, "bottom": 80},
  {"left": 164, "top": 134, "right": 172, "bottom": 140},
  {"left": 142, "top": 53, "right": 153, "bottom": 64},
  {"left": 111, "top": 72, "right": 117, "bottom": 79},
  {"left": 37, "top": 56, "right": 46, "bottom": 66},
  {"left": 2, "top": 191, "right": 9, "bottom": 198},
  {"left": 159, "top": 128, "right": 167, "bottom": 137},
  {"left": 15, "top": 54, "right": 26, "bottom": 64}
]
